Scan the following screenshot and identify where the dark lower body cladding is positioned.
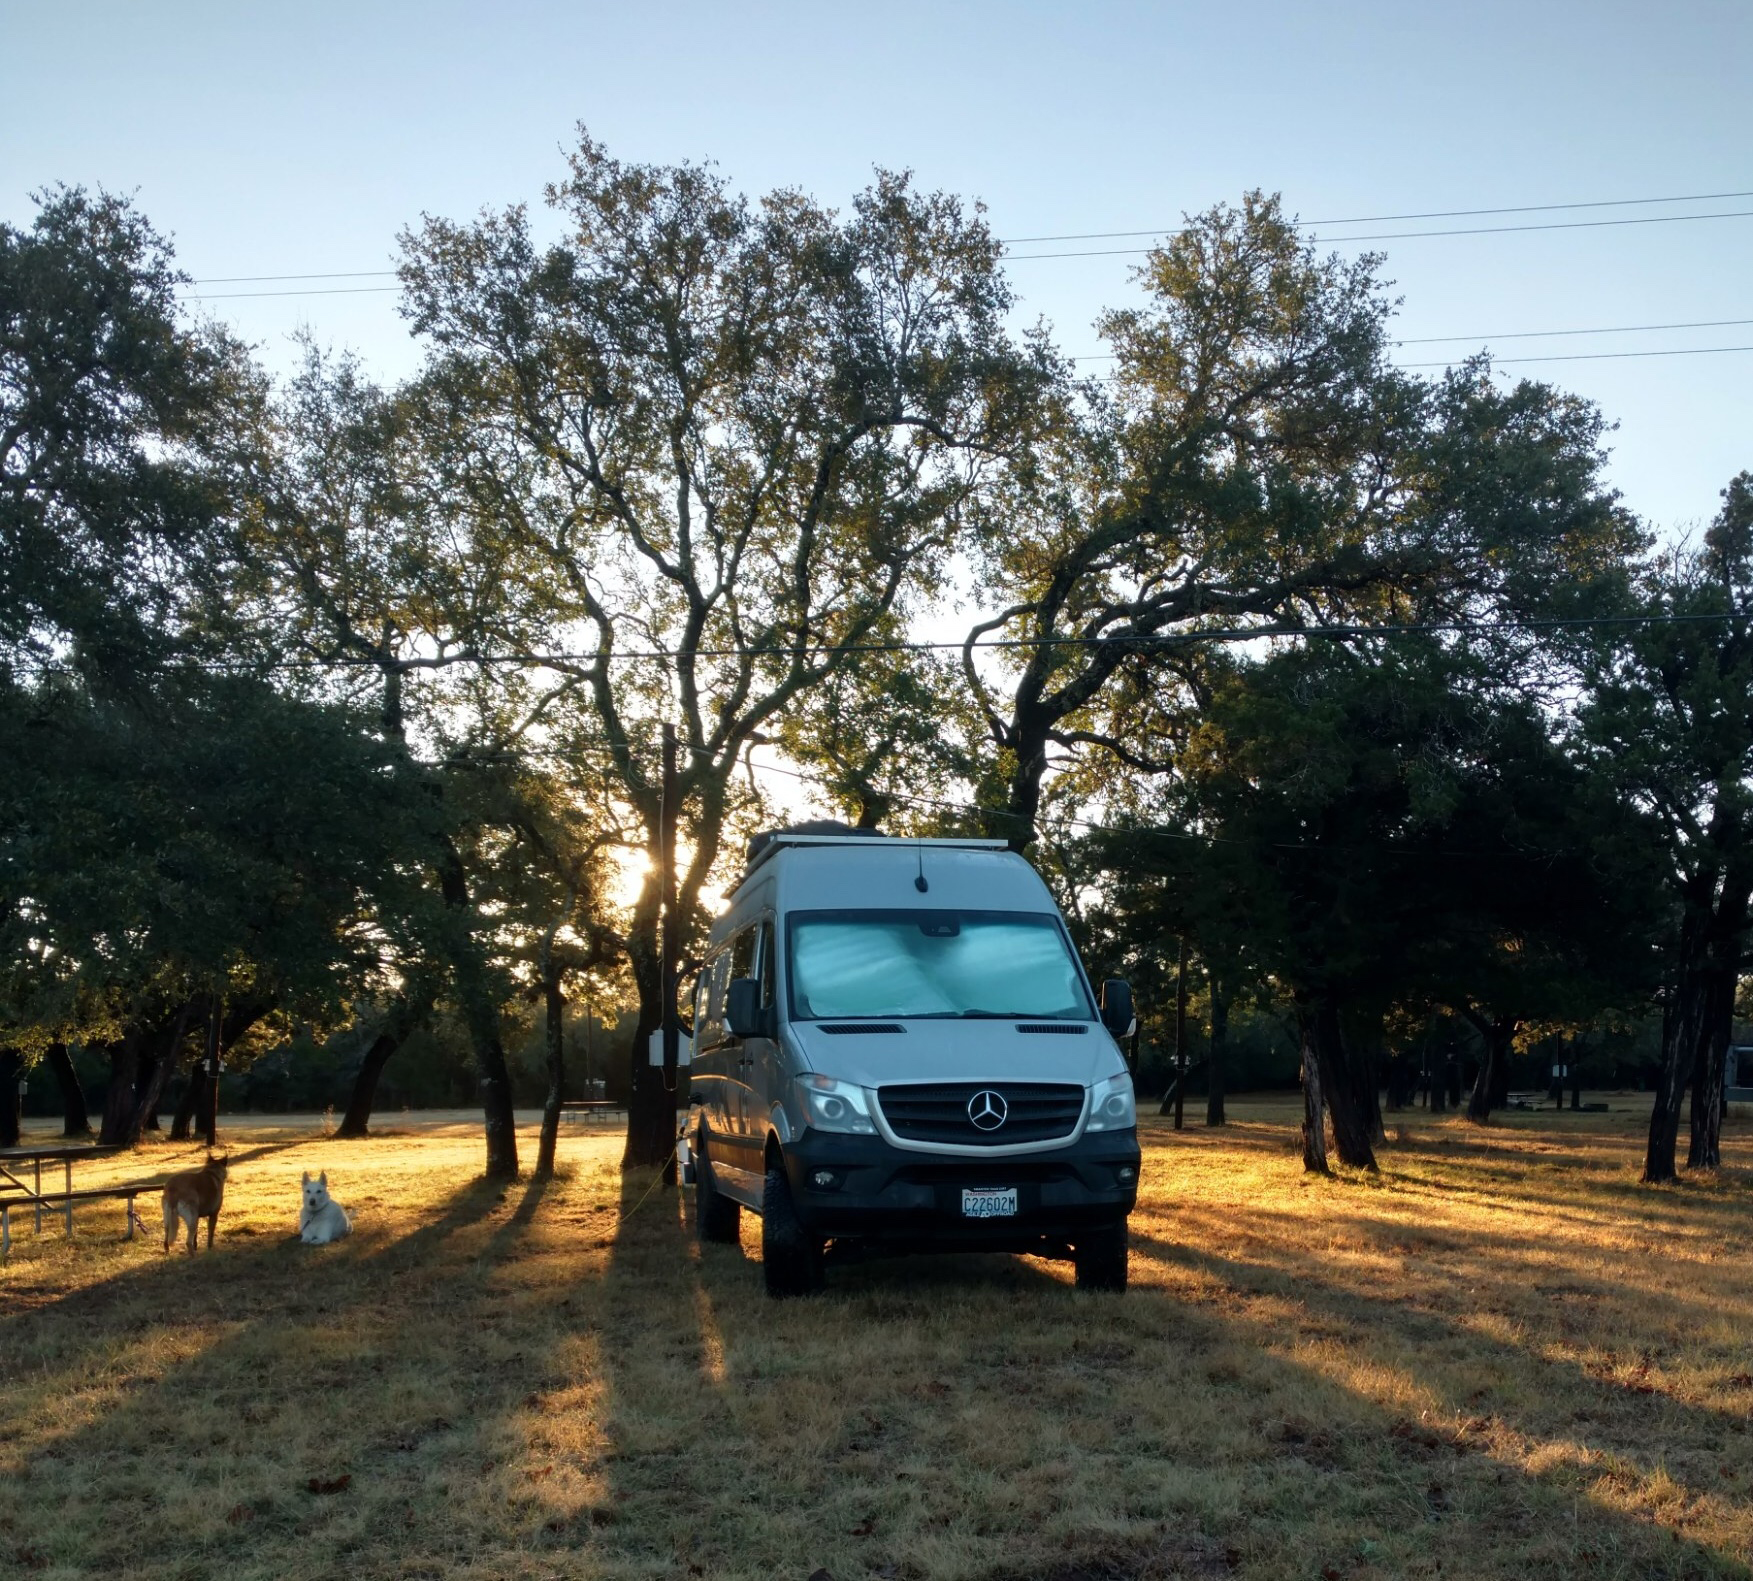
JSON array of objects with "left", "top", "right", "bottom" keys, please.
[{"left": 782, "top": 1127, "right": 1139, "bottom": 1257}]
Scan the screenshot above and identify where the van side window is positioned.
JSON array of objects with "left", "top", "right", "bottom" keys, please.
[
  {"left": 730, "top": 926, "right": 757, "bottom": 982},
  {"left": 757, "top": 921, "right": 776, "bottom": 1010},
  {"left": 696, "top": 952, "right": 728, "bottom": 1047}
]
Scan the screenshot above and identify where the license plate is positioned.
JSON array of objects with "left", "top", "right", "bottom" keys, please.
[{"left": 961, "top": 1187, "right": 1018, "bottom": 1218}]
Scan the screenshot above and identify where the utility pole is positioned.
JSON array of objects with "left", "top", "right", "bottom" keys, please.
[
  {"left": 660, "top": 722, "right": 680, "bottom": 1186},
  {"left": 1173, "top": 937, "right": 1188, "bottom": 1132},
  {"left": 202, "top": 1000, "right": 222, "bottom": 1150}
]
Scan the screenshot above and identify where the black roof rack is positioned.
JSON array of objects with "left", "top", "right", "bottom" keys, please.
[{"left": 744, "top": 821, "right": 884, "bottom": 874}]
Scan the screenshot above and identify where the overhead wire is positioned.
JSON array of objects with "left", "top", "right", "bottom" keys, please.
[
  {"left": 997, "top": 187, "right": 1753, "bottom": 244},
  {"left": 183, "top": 186, "right": 1753, "bottom": 287},
  {"left": 1400, "top": 344, "right": 1753, "bottom": 368},
  {"left": 1069, "top": 315, "right": 1753, "bottom": 362},
  {"left": 1004, "top": 207, "right": 1753, "bottom": 261}
]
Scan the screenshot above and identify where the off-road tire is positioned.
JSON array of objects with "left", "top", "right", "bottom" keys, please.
[
  {"left": 761, "top": 1164, "right": 825, "bottom": 1298},
  {"left": 693, "top": 1144, "right": 741, "bottom": 1244},
  {"left": 1073, "top": 1219, "right": 1129, "bottom": 1292}
]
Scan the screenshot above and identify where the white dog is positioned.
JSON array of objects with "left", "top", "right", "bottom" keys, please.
[{"left": 299, "top": 1171, "right": 353, "bottom": 1245}]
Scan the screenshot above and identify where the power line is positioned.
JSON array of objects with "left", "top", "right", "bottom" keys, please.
[
  {"left": 190, "top": 270, "right": 399, "bottom": 285},
  {"left": 1400, "top": 343, "right": 1753, "bottom": 369},
  {"left": 1395, "top": 314, "right": 1753, "bottom": 346},
  {"left": 1069, "top": 332, "right": 1753, "bottom": 370},
  {"left": 183, "top": 188, "right": 1753, "bottom": 284},
  {"left": 186, "top": 285, "right": 401, "bottom": 301},
  {"left": 1006, "top": 207, "right": 1753, "bottom": 261},
  {"left": 176, "top": 274, "right": 1753, "bottom": 368},
  {"left": 997, "top": 187, "right": 1753, "bottom": 245}
]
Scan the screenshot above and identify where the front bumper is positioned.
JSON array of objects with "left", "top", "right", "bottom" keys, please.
[{"left": 781, "top": 1126, "right": 1140, "bottom": 1253}]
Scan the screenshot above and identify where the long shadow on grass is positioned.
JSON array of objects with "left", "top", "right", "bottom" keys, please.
[
  {"left": 0, "top": 1168, "right": 556, "bottom": 1578},
  {"left": 1131, "top": 1221, "right": 1753, "bottom": 1568},
  {"left": 576, "top": 1168, "right": 1752, "bottom": 1581},
  {"left": 1164, "top": 1178, "right": 1753, "bottom": 1340},
  {"left": 586, "top": 1169, "right": 1263, "bottom": 1581}
]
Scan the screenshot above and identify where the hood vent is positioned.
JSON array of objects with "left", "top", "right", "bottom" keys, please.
[
  {"left": 817, "top": 1022, "right": 905, "bottom": 1035},
  {"left": 1016, "top": 1023, "right": 1089, "bottom": 1035}
]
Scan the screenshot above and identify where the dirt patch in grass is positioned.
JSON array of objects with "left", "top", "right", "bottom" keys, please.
[{"left": 1, "top": 1100, "right": 1750, "bottom": 1580}]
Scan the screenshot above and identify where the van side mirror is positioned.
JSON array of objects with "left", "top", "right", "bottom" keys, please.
[
  {"left": 726, "top": 977, "right": 764, "bottom": 1039},
  {"left": 1100, "top": 979, "right": 1136, "bottom": 1039}
]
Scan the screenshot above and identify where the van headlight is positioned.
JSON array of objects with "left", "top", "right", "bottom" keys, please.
[
  {"left": 1085, "top": 1071, "right": 1136, "bottom": 1132},
  {"left": 797, "top": 1073, "right": 877, "bottom": 1135}
]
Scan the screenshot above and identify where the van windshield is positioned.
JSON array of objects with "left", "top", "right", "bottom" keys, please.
[{"left": 786, "top": 910, "right": 1095, "bottom": 1022}]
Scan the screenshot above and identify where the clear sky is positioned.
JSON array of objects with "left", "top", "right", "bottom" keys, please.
[{"left": 5, "top": 0, "right": 1749, "bottom": 537}]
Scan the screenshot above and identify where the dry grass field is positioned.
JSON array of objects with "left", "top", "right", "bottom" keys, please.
[{"left": 2, "top": 1099, "right": 1751, "bottom": 1581}]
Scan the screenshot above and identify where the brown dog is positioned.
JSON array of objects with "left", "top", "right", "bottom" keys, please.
[{"left": 161, "top": 1154, "right": 228, "bottom": 1255}]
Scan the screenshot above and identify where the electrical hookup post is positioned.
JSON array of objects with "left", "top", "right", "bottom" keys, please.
[{"left": 203, "top": 999, "right": 223, "bottom": 1150}]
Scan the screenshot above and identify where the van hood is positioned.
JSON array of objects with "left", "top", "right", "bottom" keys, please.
[{"left": 787, "top": 1018, "right": 1126, "bottom": 1090}]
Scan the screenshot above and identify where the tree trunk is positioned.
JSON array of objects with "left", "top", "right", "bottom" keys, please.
[
  {"left": 1206, "top": 977, "right": 1228, "bottom": 1127},
  {"left": 171, "top": 1066, "right": 205, "bottom": 1141},
  {"left": 46, "top": 1042, "right": 90, "bottom": 1136},
  {"left": 1687, "top": 953, "right": 1736, "bottom": 1169},
  {"left": 439, "top": 837, "right": 519, "bottom": 1180},
  {"left": 0, "top": 1049, "right": 21, "bottom": 1147},
  {"left": 622, "top": 865, "right": 674, "bottom": 1170},
  {"left": 1466, "top": 1013, "right": 1518, "bottom": 1125},
  {"left": 456, "top": 974, "right": 519, "bottom": 1180},
  {"left": 123, "top": 1003, "right": 193, "bottom": 1146},
  {"left": 132, "top": 1053, "right": 160, "bottom": 1132},
  {"left": 1346, "top": 1009, "right": 1388, "bottom": 1142},
  {"left": 1646, "top": 921, "right": 1710, "bottom": 1183},
  {"left": 1298, "top": 1013, "right": 1328, "bottom": 1175},
  {"left": 536, "top": 979, "right": 565, "bottom": 1176},
  {"left": 1304, "top": 994, "right": 1377, "bottom": 1170},
  {"left": 97, "top": 1034, "right": 141, "bottom": 1146},
  {"left": 623, "top": 944, "right": 673, "bottom": 1169},
  {"left": 335, "top": 994, "right": 430, "bottom": 1138}
]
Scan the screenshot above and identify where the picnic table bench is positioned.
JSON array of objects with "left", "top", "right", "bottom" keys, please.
[
  {"left": 559, "top": 1099, "right": 621, "bottom": 1122},
  {"left": 0, "top": 1144, "right": 154, "bottom": 1264}
]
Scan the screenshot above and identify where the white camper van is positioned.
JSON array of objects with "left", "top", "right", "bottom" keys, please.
[{"left": 684, "top": 828, "right": 1141, "bottom": 1297}]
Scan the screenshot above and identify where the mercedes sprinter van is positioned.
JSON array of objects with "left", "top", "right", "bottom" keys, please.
[{"left": 683, "top": 828, "right": 1140, "bottom": 1297}]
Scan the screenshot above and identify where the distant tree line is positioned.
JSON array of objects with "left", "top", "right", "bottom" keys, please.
[{"left": 3, "top": 138, "right": 1747, "bottom": 1184}]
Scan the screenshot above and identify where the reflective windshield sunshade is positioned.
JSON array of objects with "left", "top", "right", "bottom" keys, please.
[{"left": 787, "top": 910, "right": 1095, "bottom": 1022}]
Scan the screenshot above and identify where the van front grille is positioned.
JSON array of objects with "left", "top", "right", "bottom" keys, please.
[{"left": 875, "top": 1082, "right": 1085, "bottom": 1147}]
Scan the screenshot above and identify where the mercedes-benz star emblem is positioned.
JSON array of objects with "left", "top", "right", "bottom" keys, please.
[{"left": 967, "top": 1089, "right": 1008, "bottom": 1131}]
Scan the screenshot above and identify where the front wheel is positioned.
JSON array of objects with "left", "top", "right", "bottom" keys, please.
[
  {"left": 761, "top": 1165, "right": 825, "bottom": 1298},
  {"left": 1073, "top": 1220, "right": 1129, "bottom": 1292},
  {"left": 693, "top": 1144, "right": 741, "bottom": 1245}
]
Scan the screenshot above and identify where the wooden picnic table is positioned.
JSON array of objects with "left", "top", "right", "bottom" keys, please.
[
  {"left": 0, "top": 1142, "right": 137, "bottom": 1264},
  {"left": 559, "top": 1099, "right": 621, "bottom": 1123}
]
